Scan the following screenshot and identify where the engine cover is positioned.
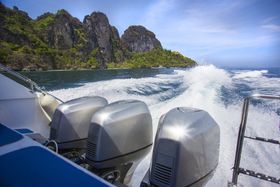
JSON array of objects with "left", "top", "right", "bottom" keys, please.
[
  {"left": 86, "top": 100, "right": 153, "bottom": 183},
  {"left": 50, "top": 96, "right": 108, "bottom": 150},
  {"left": 150, "top": 107, "right": 220, "bottom": 187}
]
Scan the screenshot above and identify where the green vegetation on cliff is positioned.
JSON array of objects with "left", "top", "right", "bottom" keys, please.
[
  {"left": 107, "top": 49, "right": 196, "bottom": 69},
  {"left": 0, "top": 3, "right": 196, "bottom": 70},
  {"left": 34, "top": 13, "right": 55, "bottom": 30}
]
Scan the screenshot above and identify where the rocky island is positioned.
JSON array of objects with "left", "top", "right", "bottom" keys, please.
[{"left": 0, "top": 3, "right": 196, "bottom": 71}]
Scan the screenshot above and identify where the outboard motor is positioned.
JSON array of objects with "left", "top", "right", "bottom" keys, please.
[
  {"left": 141, "top": 107, "right": 220, "bottom": 187},
  {"left": 86, "top": 100, "right": 153, "bottom": 184},
  {"left": 50, "top": 96, "right": 108, "bottom": 151}
]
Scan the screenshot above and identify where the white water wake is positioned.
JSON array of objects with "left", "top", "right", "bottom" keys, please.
[
  {"left": 233, "top": 70, "right": 268, "bottom": 79},
  {"left": 50, "top": 65, "right": 280, "bottom": 187}
]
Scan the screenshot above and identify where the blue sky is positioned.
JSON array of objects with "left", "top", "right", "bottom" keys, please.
[{"left": 2, "top": 0, "right": 280, "bottom": 67}]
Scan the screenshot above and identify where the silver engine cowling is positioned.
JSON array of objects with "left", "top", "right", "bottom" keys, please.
[
  {"left": 86, "top": 100, "right": 153, "bottom": 184},
  {"left": 50, "top": 96, "right": 108, "bottom": 150},
  {"left": 142, "top": 107, "right": 220, "bottom": 187}
]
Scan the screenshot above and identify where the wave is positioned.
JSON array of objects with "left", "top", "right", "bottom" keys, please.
[
  {"left": 50, "top": 65, "right": 280, "bottom": 187},
  {"left": 233, "top": 70, "right": 268, "bottom": 79}
]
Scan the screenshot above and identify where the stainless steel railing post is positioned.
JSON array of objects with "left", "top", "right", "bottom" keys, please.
[
  {"left": 231, "top": 94, "right": 280, "bottom": 185},
  {"left": 231, "top": 98, "right": 250, "bottom": 184}
]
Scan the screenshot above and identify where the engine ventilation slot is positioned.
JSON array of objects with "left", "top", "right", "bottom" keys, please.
[
  {"left": 87, "top": 141, "right": 96, "bottom": 158},
  {"left": 153, "top": 163, "right": 172, "bottom": 185}
]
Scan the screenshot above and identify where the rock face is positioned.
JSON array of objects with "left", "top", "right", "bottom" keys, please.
[
  {"left": 121, "top": 26, "right": 162, "bottom": 52},
  {"left": 42, "top": 9, "right": 83, "bottom": 49},
  {"left": 0, "top": 3, "right": 177, "bottom": 70},
  {"left": 111, "top": 26, "right": 120, "bottom": 40},
  {"left": 83, "top": 12, "right": 114, "bottom": 68}
]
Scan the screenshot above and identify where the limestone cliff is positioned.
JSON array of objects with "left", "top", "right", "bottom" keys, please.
[
  {"left": 0, "top": 3, "right": 196, "bottom": 70},
  {"left": 121, "top": 25, "right": 162, "bottom": 52}
]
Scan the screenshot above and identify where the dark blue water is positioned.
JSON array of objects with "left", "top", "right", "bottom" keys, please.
[
  {"left": 21, "top": 68, "right": 175, "bottom": 91},
  {"left": 22, "top": 66, "right": 280, "bottom": 104}
]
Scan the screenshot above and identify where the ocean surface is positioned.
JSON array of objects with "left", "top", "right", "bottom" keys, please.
[{"left": 23, "top": 65, "right": 280, "bottom": 187}]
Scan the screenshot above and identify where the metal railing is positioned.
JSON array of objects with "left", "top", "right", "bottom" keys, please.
[
  {"left": 0, "top": 63, "right": 43, "bottom": 93},
  {"left": 230, "top": 94, "right": 280, "bottom": 186},
  {"left": 0, "top": 63, "right": 63, "bottom": 103}
]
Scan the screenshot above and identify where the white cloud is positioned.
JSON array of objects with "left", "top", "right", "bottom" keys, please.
[
  {"left": 262, "top": 16, "right": 278, "bottom": 24},
  {"left": 142, "top": 0, "right": 175, "bottom": 26},
  {"left": 261, "top": 24, "right": 280, "bottom": 32},
  {"left": 138, "top": 0, "right": 279, "bottom": 65}
]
